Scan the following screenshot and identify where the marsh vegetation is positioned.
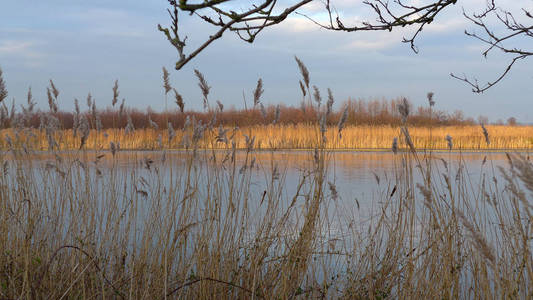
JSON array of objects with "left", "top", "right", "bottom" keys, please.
[{"left": 0, "top": 62, "right": 531, "bottom": 299}]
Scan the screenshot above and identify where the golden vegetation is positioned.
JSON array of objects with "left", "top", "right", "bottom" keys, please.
[
  {"left": 1, "top": 125, "right": 533, "bottom": 298},
  {"left": 1, "top": 124, "right": 532, "bottom": 151},
  {"left": 1, "top": 62, "right": 532, "bottom": 298}
]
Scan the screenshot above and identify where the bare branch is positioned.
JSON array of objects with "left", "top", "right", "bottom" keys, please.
[
  {"left": 161, "top": 1, "right": 532, "bottom": 93},
  {"left": 451, "top": 2, "right": 533, "bottom": 93}
]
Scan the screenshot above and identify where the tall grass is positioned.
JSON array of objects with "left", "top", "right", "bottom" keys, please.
[
  {"left": 0, "top": 63, "right": 532, "bottom": 298},
  {"left": 1, "top": 124, "right": 532, "bottom": 151}
]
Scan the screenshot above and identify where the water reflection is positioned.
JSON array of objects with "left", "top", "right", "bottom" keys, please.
[{"left": 8, "top": 149, "right": 523, "bottom": 211}]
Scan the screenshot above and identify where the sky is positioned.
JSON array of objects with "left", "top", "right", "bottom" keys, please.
[{"left": 0, "top": 0, "right": 531, "bottom": 123}]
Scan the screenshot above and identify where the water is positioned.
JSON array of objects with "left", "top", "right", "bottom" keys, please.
[
  {"left": 8, "top": 149, "right": 522, "bottom": 203},
  {"left": 5, "top": 149, "right": 523, "bottom": 225},
  {"left": 2, "top": 149, "right": 530, "bottom": 294}
]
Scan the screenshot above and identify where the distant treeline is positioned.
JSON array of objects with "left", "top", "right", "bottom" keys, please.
[{"left": 0, "top": 98, "right": 486, "bottom": 130}]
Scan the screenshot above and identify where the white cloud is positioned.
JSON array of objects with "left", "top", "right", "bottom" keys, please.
[
  {"left": 64, "top": 8, "right": 150, "bottom": 38},
  {"left": 275, "top": 18, "right": 320, "bottom": 34},
  {"left": 424, "top": 17, "right": 468, "bottom": 34},
  {"left": 0, "top": 40, "right": 45, "bottom": 67},
  {"left": 0, "top": 41, "right": 33, "bottom": 54},
  {"left": 345, "top": 39, "right": 395, "bottom": 50}
]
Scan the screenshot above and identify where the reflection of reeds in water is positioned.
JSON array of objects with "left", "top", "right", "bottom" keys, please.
[{"left": 0, "top": 62, "right": 532, "bottom": 298}]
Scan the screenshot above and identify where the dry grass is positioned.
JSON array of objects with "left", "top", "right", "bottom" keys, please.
[
  {"left": 1, "top": 120, "right": 532, "bottom": 298},
  {"left": 1, "top": 124, "right": 531, "bottom": 151},
  {"left": 0, "top": 63, "right": 532, "bottom": 299}
]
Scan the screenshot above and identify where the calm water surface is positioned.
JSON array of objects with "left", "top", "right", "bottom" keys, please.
[{"left": 16, "top": 149, "right": 524, "bottom": 211}]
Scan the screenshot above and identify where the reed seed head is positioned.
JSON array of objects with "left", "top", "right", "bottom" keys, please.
[
  {"left": 49, "top": 79, "right": 59, "bottom": 99},
  {"left": 183, "top": 115, "right": 190, "bottom": 130},
  {"left": 273, "top": 104, "right": 280, "bottom": 125},
  {"left": 294, "top": 56, "right": 310, "bottom": 89},
  {"left": 299, "top": 80, "right": 306, "bottom": 98},
  {"left": 47, "top": 88, "right": 57, "bottom": 113},
  {"left": 148, "top": 115, "right": 159, "bottom": 130},
  {"left": 401, "top": 127, "right": 415, "bottom": 152},
  {"left": 86, "top": 93, "right": 92, "bottom": 108},
  {"left": 0, "top": 67, "right": 7, "bottom": 103},
  {"left": 112, "top": 80, "right": 119, "bottom": 106},
  {"left": 194, "top": 69, "right": 210, "bottom": 110},
  {"left": 320, "top": 113, "right": 326, "bottom": 135},
  {"left": 338, "top": 106, "right": 348, "bottom": 138},
  {"left": 173, "top": 88, "right": 184, "bottom": 113},
  {"left": 312, "top": 85, "right": 321, "bottom": 107},
  {"left": 216, "top": 125, "right": 229, "bottom": 144},
  {"left": 78, "top": 115, "right": 90, "bottom": 149},
  {"left": 74, "top": 98, "right": 80, "bottom": 116},
  {"left": 26, "top": 87, "right": 35, "bottom": 113},
  {"left": 427, "top": 92, "right": 435, "bottom": 107},
  {"left": 168, "top": 122, "right": 176, "bottom": 144},
  {"left": 125, "top": 114, "right": 135, "bottom": 135},
  {"left": 445, "top": 134, "right": 453, "bottom": 150},
  {"left": 481, "top": 124, "right": 490, "bottom": 145},
  {"left": 398, "top": 97, "right": 410, "bottom": 124},
  {"left": 162, "top": 67, "right": 172, "bottom": 95},
  {"left": 328, "top": 181, "right": 338, "bottom": 200},
  {"left": 253, "top": 78, "right": 264, "bottom": 107},
  {"left": 326, "top": 88, "right": 334, "bottom": 116},
  {"left": 110, "top": 141, "right": 117, "bottom": 156},
  {"left": 119, "top": 98, "right": 125, "bottom": 118}
]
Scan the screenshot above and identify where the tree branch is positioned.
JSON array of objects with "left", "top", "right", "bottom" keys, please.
[{"left": 451, "top": 2, "right": 533, "bottom": 93}]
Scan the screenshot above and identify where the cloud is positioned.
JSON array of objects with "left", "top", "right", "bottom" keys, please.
[
  {"left": 0, "top": 40, "right": 33, "bottom": 54},
  {"left": 424, "top": 17, "right": 468, "bottom": 34},
  {"left": 343, "top": 37, "right": 397, "bottom": 51},
  {"left": 0, "top": 40, "right": 45, "bottom": 67},
  {"left": 275, "top": 18, "right": 320, "bottom": 34},
  {"left": 64, "top": 8, "right": 151, "bottom": 38}
]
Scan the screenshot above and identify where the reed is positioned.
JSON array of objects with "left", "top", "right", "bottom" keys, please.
[
  {"left": 1, "top": 124, "right": 531, "bottom": 151},
  {"left": 0, "top": 62, "right": 532, "bottom": 298}
]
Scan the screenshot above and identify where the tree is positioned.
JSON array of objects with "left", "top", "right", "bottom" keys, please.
[
  {"left": 159, "top": 1, "right": 532, "bottom": 93},
  {"left": 507, "top": 117, "right": 517, "bottom": 126}
]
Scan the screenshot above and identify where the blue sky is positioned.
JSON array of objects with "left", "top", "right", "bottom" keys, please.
[{"left": 0, "top": 1, "right": 531, "bottom": 122}]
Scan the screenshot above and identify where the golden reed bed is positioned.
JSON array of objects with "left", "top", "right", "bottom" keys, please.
[{"left": 1, "top": 124, "right": 532, "bottom": 151}]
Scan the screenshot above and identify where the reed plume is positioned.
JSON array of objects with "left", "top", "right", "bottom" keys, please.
[
  {"left": 0, "top": 67, "right": 7, "bottom": 103},
  {"left": 299, "top": 80, "right": 306, "bottom": 98},
  {"left": 162, "top": 67, "right": 172, "bottom": 95},
  {"left": 294, "top": 56, "right": 309, "bottom": 89},
  {"left": 173, "top": 88, "right": 184, "bottom": 112},
  {"left": 194, "top": 69, "right": 210, "bottom": 110},
  {"left": 445, "top": 134, "right": 453, "bottom": 150},
  {"left": 338, "top": 106, "right": 348, "bottom": 138},
  {"left": 313, "top": 85, "right": 321, "bottom": 107},
  {"left": 253, "top": 78, "right": 264, "bottom": 106},
  {"left": 119, "top": 98, "right": 125, "bottom": 118},
  {"left": 112, "top": 80, "right": 119, "bottom": 106},
  {"left": 49, "top": 79, "right": 59, "bottom": 99},
  {"left": 168, "top": 122, "right": 176, "bottom": 144},
  {"left": 273, "top": 104, "right": 280, "bottom": 124},
  {"left": 125, "top": 114, "right": 135, "bottom": 135},
  {"left": 481, "top": 123, "right": 490, "bottom": 145},
  {"left": 326, "top": 88, "right": 334, "bottom": 116},
  {"left": 427, "top": 92, "right": 435, "bottom": 107},
  {"left": 398, "top": 97, "right": 410, "bottom": 123},
  {"left": 86, "top": 93, "right": 92, "bottom": 108}
]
